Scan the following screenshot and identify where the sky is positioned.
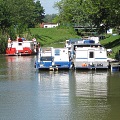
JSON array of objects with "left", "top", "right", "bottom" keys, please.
[{"left": 40, "top": 0, "right": 61, "bottom": 14}]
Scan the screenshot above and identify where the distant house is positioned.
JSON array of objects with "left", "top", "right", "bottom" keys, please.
[
  {"left": 107, "top": 29, "right": 113, "bottom": 34},
  {"left": 40, "top": 23, "right": 59, "bottom": 28}
]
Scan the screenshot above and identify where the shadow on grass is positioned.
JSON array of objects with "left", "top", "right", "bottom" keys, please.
[
  {"left": 115, "top": 52, "right": 119, "bottom": 60},
  {"left": 107, "top": 37, "right": 120, "bottom": 60},
  {"left": 103, "top": 38, "right": 120, "bottom": 49}
]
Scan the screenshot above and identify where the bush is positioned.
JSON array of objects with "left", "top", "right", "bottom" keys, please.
[{"left": 0, "top": 35, "right": 8, "bottom": 53}]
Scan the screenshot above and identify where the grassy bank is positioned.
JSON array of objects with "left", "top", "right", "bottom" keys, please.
[
  {"left": 100, "top": 35, "right": 120, "bottom": 59},
  {"left": 30, "top": 28, "right": 120, "bottom": 59},
  {"left": 30, "top": 28, "right": 80, "bottom": 47}
]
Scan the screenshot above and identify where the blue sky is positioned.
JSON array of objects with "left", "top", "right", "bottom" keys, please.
[{"left": 40, "top": 0, "right": 60, "bottom": 14}]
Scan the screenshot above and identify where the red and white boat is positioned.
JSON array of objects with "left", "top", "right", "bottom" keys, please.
[{"left": 6, "top": 38, "right": 38, "bottom": 56}]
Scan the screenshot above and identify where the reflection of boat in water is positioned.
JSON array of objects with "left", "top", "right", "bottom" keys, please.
[
  {"left": 37, "top": 70, "right": 70, "bottom": 84},
  {"left": 5, "top": 56, "right": 35, "bottom": 81},
  {"left": 36, "top": 70, "right": 110, "bottom": 120},
  {"left": 69, "top": 70, "right": 110, "bottom": 120},
  {"left": 37, "top": 70, "right": 108, "bottom": 99},
  {"left": 37, "top": 71, "right": 70, "bottom": 105},
  {"left": 74, "top": 71, "right": 108, "bottom": 98},
  {"left": 5, "top": 56, "right": 33, "bottom": 62}
]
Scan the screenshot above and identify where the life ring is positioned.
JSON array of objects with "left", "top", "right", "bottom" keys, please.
[{"left": 82, "top": 63, "right": 87, "bottom": 67}]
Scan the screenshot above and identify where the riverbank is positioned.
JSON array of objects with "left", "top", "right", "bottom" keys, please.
[
  {"left": 30, "top": 28, "right": 120, "bottom": 60},
  {"left": 100, "top": 35, "right": 120, "bottom": 59},
  {"left": 30, "top": 28, "right": 80, "bottom": 47}
]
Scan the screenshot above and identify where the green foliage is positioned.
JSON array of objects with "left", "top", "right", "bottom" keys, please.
[
  {"left": 30, "top": 0, "right": 45, "bottom": 27},
  {"left": 8, "top": 26, "right": 16, "bottom": 40},
  {"left": 0, "top": 0, "right": 44, "bottom": 52},
  {"left": 0, "top": 35, "right": 7, "bottom": 53},
  {"left": 43, "top": 14, "right": 57, "bottom": 23},
  {"left": 0, "top": 0, "right": 44, "bottom": 34},
  {"left": 55, "top": 0, "right": 120, "bottom": 34}
]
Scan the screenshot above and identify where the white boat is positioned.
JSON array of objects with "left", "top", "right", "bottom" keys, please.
[
  {"left": 65, "top": 38, "right": 83, "bottom": 50},
  {"left": 6, "top": 38, "right": 38, "bottom": 56},
  {"left": 65, "top": 37, "right": 99, "bottom": 52},
  {"left": 71, "top": 41, "right": 108, "bottom": 69},
  {"left": 53, "top": 48, "right": 72, "bottom": 69},
  {"left": 35, "top": 47, "right": 53, "bottom": 70},
  {"left": 35, "top": 47, "right": 72, "bottom": 70}
]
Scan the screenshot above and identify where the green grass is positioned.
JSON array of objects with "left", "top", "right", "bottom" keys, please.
[
  {"left": 100, "top": 35, "right": 120, "bottom": 59},
  {"left": 30, "top": 28, "right": 80, "bottom": 47},
  {"left": 30, "top": 28, "right": 120, "bottom": 59}
]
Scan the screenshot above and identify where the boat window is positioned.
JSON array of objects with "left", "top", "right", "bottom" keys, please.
[
  {"left": 55, "top": 49, "right": 60, "bottom": 56},
  {"left": 89, "top": 52, "right": 94, "bottom": 58},
  {"left": 18, "top": 43, "right": 22, "bottom": 45},
  {"left": 66, "top": 41, "right": 70, "bottom": 44},
  {"left": 73, "top": 44, "right": 102, "bottom": 50},
  {"left": 41, "top": 57, "right": 52, "bottom": 61}
]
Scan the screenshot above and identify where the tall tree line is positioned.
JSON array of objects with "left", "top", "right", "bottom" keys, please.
[
  {"left": 54, "top": 0, "right": 120, "bottom": 33},
  {"left": 0, "top": 0, "right": 44, "bottom": 53},
  {"left": 0, "top": 0, "right": 44, "bottom": 37},
  {"left": 43, "top": 14, "right": 57, "bottom": 23}
]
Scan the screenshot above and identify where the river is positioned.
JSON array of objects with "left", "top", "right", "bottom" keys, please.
[{"left": 0, "top": 55, "right": 120, "bottom": 120}]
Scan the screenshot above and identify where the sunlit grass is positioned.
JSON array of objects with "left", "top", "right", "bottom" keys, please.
[
  {"left": 30, "top": 28, "right": 120, "bottom": 59},
  {"left": 30, "top": 28, "right": 80, "bottom": 47},
  {"left": 100, "top": 35, "right": 120, "bottom": 59}
]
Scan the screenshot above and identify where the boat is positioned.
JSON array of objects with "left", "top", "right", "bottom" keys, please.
[
  {"left": 6, "top": 38, "right": 38, "bottom": 56},
  {"left": 35, "top": 47, "right": 53, "bottom": 70},
  {"left": 52, "top": 48, "right": 72, "bottom": 70},
  {"left": 65, "top": 38, "right": 83, "bottom": 50},
  {"left": 71, "top": 40, "right": 109, "bottom": 70},
  {"left": 35, "top": 47, "right": 72, "bottom": 70},
  {"left": 65, "top": 37, "right": 99, "bottom": 51}
]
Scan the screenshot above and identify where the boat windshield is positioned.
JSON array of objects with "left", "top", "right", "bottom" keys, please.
[{"left": 40, "top": 57, "right": 52, "bottom": 61}]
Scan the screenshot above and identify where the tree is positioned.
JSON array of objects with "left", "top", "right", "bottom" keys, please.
[
  {"left": 0, "top": 0, "right": 45, "bottom": 35},
  {"left": 29, "top": 0, "right": 45, "bottom": 27},
  {"left": 54, "top": 0, "right": 120, "bottom": 33},
  {"left": 43, "top": 14, "right": 58, "bottom": 23},
  {"left": 0, "top": 0, "right": 45, "bottom": 53}
]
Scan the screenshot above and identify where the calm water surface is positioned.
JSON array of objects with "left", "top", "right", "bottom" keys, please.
[{"left": 0, "top": 55, "right": 120, "bottom": 120}]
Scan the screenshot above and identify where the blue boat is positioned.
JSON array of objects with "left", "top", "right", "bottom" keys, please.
[{"left": 35, "top": 47, "right": 72, "bottom": 70}]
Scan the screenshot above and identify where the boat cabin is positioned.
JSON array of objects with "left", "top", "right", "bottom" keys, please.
[
  {"left": 6, "top": 39, "right": 37, "bottom": 56},
  {"left": 71, "top": 43, "right": 108, "bottom": 69},
  {"left": 35, "top": 47, "right": 72, "bottom": 70},
  {"left": 35, "top": 47, "right": 53, "bottom": 69},
  {"left": 65, "top": 38, "right": 83, "bottom": 50},
  {"left": 53, "top": 48, "right": 72, "bottom": 69}
]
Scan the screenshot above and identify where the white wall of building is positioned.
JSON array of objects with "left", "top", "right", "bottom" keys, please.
[{"left": 44, "top": 23, "right": 58, "bottom": 28}]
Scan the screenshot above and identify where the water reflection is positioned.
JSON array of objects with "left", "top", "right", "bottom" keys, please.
[
  {"left": 5, "top": 56, "right": 35, "bottom": 81},
  {"left": 74, "top": 71, "right": 108, "bottom": 98},
  {"left": 37, "top": 71, "right": 70, "bottom": 105},
  {"left": 0, "top": 55, "right": 120, "bottom": 120},
  {"left": 36, "top": 71, "right": 70, "bottom": 120},
  {"left": 69, "top": 71, "right": 110, "bottom": 120},
  {"left": 37, "top": 70, "right": 110, "bottom": 120}
]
